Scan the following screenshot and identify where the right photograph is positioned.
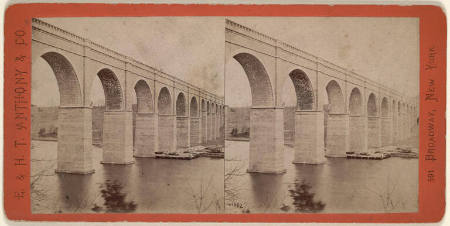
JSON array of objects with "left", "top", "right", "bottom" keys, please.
[{"left": 224, "top": 17, "right": 419, "bottom": 213}]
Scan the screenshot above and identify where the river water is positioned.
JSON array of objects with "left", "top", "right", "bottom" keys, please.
[
  {"left": 225, "top": 140, "right": 418, "bottom": 213},
  {"left": 31, "top": 140, "right": 418, "bottom": 214},
  {"left": 31, "top": 140, "right": 224, "bottom": 214}
]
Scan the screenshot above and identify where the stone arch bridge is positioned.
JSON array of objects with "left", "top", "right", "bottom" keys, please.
[
  {"left": 225, "top": 20, "right": 418, "bottom": 174},
  {"left": 32, "top": 19, "right": 224, "bottom": 174}
]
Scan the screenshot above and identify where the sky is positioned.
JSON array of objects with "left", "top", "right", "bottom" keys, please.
[
  {"left": 225, "top": 17, "right": 420, "bottom": 107},
  {"left": 31, "top": 17, "right": 419, "bottom": 107},
  {"left": 32, "top": 17, "right": 225, "bottom": 106}
]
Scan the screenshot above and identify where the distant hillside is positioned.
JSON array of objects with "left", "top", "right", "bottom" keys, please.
[
  {"left": 31, "top": 106, "right": 59, "bottom": 141},
  {"left": 31, "top": 105, "right": 107, "bottom": 145},
  {"left": 225, "top": 106, "right": 295, "bottom": 145}
]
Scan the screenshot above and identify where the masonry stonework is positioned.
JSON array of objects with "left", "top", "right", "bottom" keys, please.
[
  {"left": 293, "top": 111, "right": 326, "bottom": 164},
  {"left": 56, "top": 107, "right": 94, "bottom": 174},
  {"left": 381, "top": 117, "right": 392, "bottom": 147},
  {"left": 202, "top": 110, "right": 208, "bottom": 144},
  {"left": 248, "top": 108, "right": 285, "bottom": 174},
  {"left": 176, "top": 116, "right": 190, "bottom": 148},
  {"left": 190, "top": 117, "right": 201, "bottom": 146},
  {"left": 349, "top": 116, "right": 367, "bottom": 153},
  {"left": 102, "top": 111, "right": 134, "bottom": 164},
  {"left": 134, "top": 113, "right": 157, "bottom": 157},
  {"left": 367, "top": 117, "right": 381, "bottom": 149},
  {"left": 158, "top": 115, "right": 176, "bottom": 153},
  {"left": 325, "top": 114, "right": 350, "bottom": 157}
]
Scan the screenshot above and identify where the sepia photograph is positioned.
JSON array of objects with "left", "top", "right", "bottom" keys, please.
[
  {"left": 4, "top": 2, "right": 446, "bottom": 223},
  {"left": 31, "top": 17, "right": 225, "bottom": 213},
  {"left": 224, "top": 17, "right": 419, "bottom": 213}
]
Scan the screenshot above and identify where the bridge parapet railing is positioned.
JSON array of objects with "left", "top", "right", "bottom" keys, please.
[
  {"left": 226, "top": 19, "right": 277, "bottom": 46},
  {"left": 32, "top": 18, "right": 85, "bottom": 45}
]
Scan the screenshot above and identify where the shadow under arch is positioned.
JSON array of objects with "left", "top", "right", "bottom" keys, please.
[
  {"left": 349, "top": 87, "right": 363, "bottom": 116},
  {"left": 134, "top": 80, "right": 153, "bottom": 113},
  {"left": 367, "top": 93, "right": 378, "bottom": 117},
  {"left": 233, "top": 52, "right": 274, "bottom": 107},
  {"left": 41, "top": 52, "right": 82, "bottom": 107},
  {"left": 190, "top": 97, "right": 198, "bottom": 117},
  {"left": 325, "top": 80, "right": 344, "bottom": 114},
  {"left": 97, "top": 68, "right": 123, "bottom": 111},
  {"left": 158, "top": 87, "right": 172, "bottom": 115},
  {"left": 176, "top": 92, "right": 187, "bottom": 116},
  {"left": 289, "top": 69, "right": 314, "bottom": 111}
]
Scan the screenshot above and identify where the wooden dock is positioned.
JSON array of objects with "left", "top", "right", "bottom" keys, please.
[
  {"left": 346, "top": 152, "right": 390, "bottom": 160},
  {"left": 155, "top": 145, "right": 224, "bottom": 160}
]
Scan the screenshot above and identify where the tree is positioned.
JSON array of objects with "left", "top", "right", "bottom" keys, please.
[
  {"left": 288, "top": 180, "right": 325, "bottom": 212},
  {"left": 99, "top": 180, "right": 137, "bottom": 212}
]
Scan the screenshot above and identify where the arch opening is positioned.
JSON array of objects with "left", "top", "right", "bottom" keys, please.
[
  {"left": 381, "top": 97, "right": 389, "bottom": 117},
  {"left": 367, "top": 93, "right": 377, "bottom": 117},
  {"left": 190, "top": 97, "right": 198, "bottom": 117},
  {"left": 176, "top": 92, "right": 186, "bottom": 116},
  {"left": 233, "top": 53, "right": 274, "bottom": 107},
  {"left": 97, "top": 68, "right": 123, "bottom": 111},
  {"left": 289, "top": 69, "right": 314, "bottom": 110},
  {"left": 158, "top": 87, "right": 172, "bottom": 115},
  {"left": 134, "top": 80, "right": 153, "bottom": 113},
  {"left": 349, "top": 88, "right": 363, "bottom": 116},
  {"left": 325, "top": 80, "right": 345, "bottom": 113},
  {"left": 41, "top": 52, "right": 82, "bottom": 106}
]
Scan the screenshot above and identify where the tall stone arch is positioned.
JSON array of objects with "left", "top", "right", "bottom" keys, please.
[
  {"left": 98, "top": 68, "right": 133, "bottom": 165},
  {"left": 41, "top": 52, "right": 83, "bottom": 107},
  {"left": 367, "top": 93, "right": 380, "bottom": 148},
  {"left": 289, "top": 69, "right": 314, "bottom": 111},
  {"left": 324, "top": 80, "right": 348, "bottom": 157},
  {"left": 232, "top": 52, "right": 284, "bottom": 173},
  {"left": 348, "top": 87, "right": 366, "bottom": 153},
  {"left": 176, "top": 92, "right": 189, "bottom": 148},
  {"left": 201, "top": 99, "right": 207, "bottom": 144},
  {"left": 133, "top": 80, "right": 157, "bottom": 158},
  {"left": 291, "top": 69, "right": 324, "bottom": 164},
  {"left": 233, "top": 52, "right": 274, "bottom": 107},
  {"left": 97, "top": 68, "right": 123, "bottom": 111},
  {"left": 158, "top": 87, "right": 175, "bottom": 153},
  {"left": 190, "top": 97, "right": 201, "bottom": 146},
  {"left": 41, "top": 52, "right": 93, "bottom": 174}
]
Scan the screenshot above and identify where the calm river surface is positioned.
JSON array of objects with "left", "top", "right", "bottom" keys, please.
[
  {"left": 31, "top": 140, "right": 224, "bottom": 213},
  {"left": 225, "top": 140, "right": 418, "bottom": 213}
]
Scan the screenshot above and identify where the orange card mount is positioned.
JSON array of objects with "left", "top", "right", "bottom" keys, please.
[{"left": 3, "top": 3, "right": 446, "bottom": 223}]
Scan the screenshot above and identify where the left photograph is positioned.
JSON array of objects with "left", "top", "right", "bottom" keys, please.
[{"left": 31, "top": 17, "right": 225, "bottom": 213}]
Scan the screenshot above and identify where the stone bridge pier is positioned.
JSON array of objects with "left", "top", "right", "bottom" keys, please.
[
  {"left": 32, "top": 18, "right": 224, "bottom": 174},
  {"left": 225, "top": 19, "right": 418, "bottom": 174}
]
